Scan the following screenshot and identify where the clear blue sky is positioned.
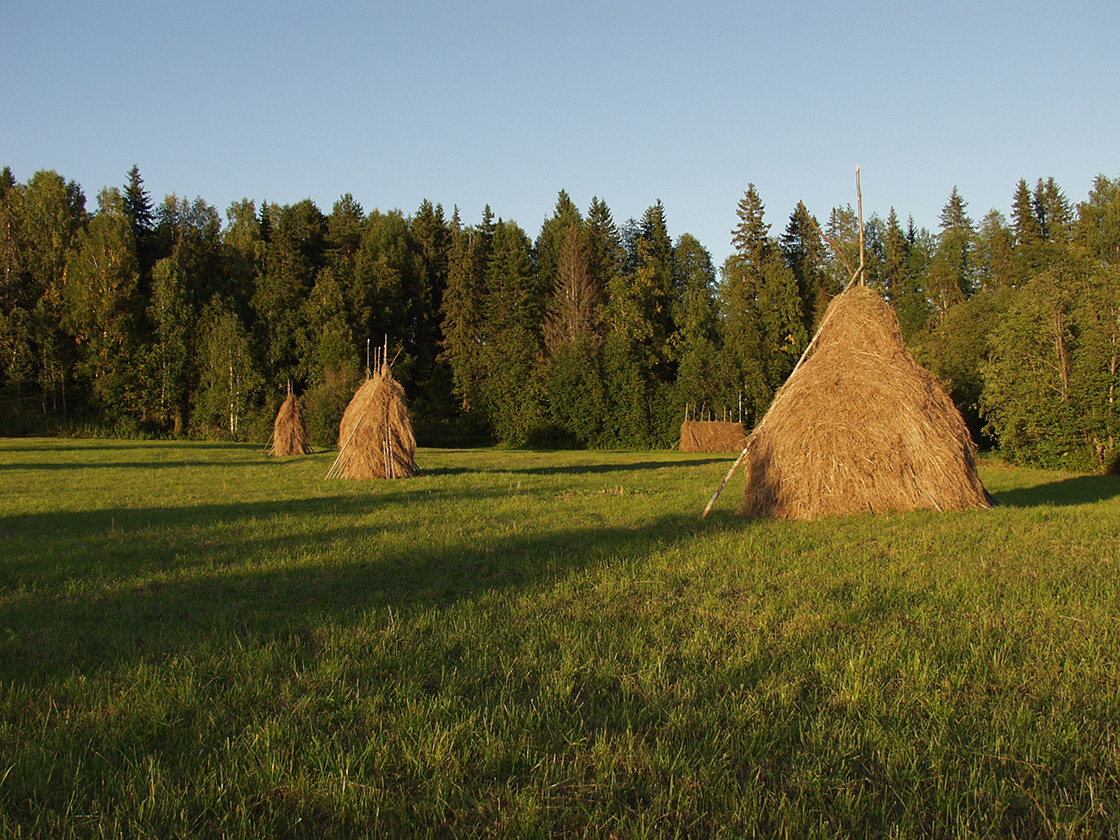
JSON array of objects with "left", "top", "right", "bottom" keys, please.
[{"left": 3, "top": 0, "right": 1117, "bottom": 268}]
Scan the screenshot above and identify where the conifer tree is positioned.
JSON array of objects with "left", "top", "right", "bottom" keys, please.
[
  {"left": 440, "top": 207, "right": 494, "bottom": 412},
  {"left": 406, "top": 200, "right": 453, "bottom": 416},
  {"left": 928, "top": 187, "right": 975, "bottom": 314},
  {"left": 543, "top": 220, "right": 597, "bottom": 355},
  {"left": 584, "top": 197, "right": 623, "bottom": 333},
  {"left": 780, "top": 201, "right": 830, "bottom": 331},
  {"left": 478, "top": 220, "right": 543, "bottom": 443},
  {"left": 974, "top": 209, "right": 1015, "bottom": 292}
]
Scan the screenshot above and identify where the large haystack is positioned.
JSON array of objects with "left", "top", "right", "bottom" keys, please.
[
  {"left": 738, "top": 284, "right": 992, "bottom": 519},
  {"left": 327, "top": 368, "right": 416, "bottom": 479},
  {"left": 680, "top": 420, "right": 747, "bottom": 452},
  {"left": 269, "top": 393, "right": 312, "bottom": 456}
]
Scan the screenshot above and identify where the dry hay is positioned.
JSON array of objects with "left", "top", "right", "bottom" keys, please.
[
  {"left": 330, "top": 369, "right": 416, "bottom": 479},
  {"left": 680, "top": 420, "right": 746, "bottom": 452},
  {"left": 269, "top": 393, "right": 312, "bottom": 456},
  {"left": 739, "top": 284, "right": 992, "bottom": 519}
]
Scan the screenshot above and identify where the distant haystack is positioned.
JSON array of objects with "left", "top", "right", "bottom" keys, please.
[
  {"left": 327, "top": 366, "right": 416, "bottom": 480},
  {"left": 737, "top": 284, "right": 992, "bottom": 519},
  {"left": 269, "top": 393, "right": 312, "bottom": 457},
  {"left": 680, "top": 420, "right": 746, "bottom": 452}
]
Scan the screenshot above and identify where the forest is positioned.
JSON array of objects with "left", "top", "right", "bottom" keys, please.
[{"left": 1, "top": 165, "right": 1118, "bottom": 472}]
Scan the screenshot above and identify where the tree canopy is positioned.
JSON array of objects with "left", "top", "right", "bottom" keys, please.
[{"left": 2, "top": 164, "right": 1118, "bottom": 471}]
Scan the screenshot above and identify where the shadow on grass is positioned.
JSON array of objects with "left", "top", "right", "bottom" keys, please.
[
  {"left": 992, "top": 474, "right": 1120, "bottom": 508},
  {"left": 424, "top": 455, "right": 731, "bottom": 478},
  {"left": 0, "top": 459, "right": 274, "bottom": 472},
  {"left": 0, "top": 440, "right": 268, "bottom": 471},
  {"left": 0, "top": 481, "right": 717, "bottom": 685}
]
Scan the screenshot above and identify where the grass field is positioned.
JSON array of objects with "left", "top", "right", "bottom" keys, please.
[{"left": 1, "top": 438, "right": 1119, "bottom": 838}]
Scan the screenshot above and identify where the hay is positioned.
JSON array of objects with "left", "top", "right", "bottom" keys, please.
[
  {"left": 269, "top": 393, "right": 312, "bottom": 456},
  {"left": 738, "top": 284, "right": 992, "bottom": 519},
  {"left": 680, "top": 420, "right": 746, "bottom": 452},
  {"left": 329, "top": 368, "right": 416, "bottom": 479}
]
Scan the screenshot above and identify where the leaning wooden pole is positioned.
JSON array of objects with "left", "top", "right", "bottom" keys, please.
[
  {"left": 701, "top": 441, "right": 754, "bottom": 519},
  {"left": 325, "top": 413, "right": 365, "bottom": 479}
]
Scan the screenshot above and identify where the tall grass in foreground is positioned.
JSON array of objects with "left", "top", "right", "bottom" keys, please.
[{"left": 1, "top": 440, "right": 1118, "bottom": 838}]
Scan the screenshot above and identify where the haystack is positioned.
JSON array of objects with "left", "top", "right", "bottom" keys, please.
[
  {"left": 736, "top": 284, "right": 992, "bottom": 519},
  {"left": 680, "top": 420, "right": 747, "bottom": 452},
  {"left": 269, "top": 393, "right": 312, "bottom": 456},
  {"left": 327, "top": 367, "right": 416, "bottom": 479}
]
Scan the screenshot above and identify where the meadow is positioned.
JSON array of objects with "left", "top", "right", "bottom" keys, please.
[{"left": 1, "top": 438, "right": 1118, "bottom": 838}]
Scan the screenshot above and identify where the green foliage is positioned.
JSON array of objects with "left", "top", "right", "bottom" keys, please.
[
  {"left": 63, "top": 189, "right": 143, "bottom": 420},
  {"left": 193, "top": 297, "right": 263, "bottom": 438},
  {"left": 916, "top": 288, "right": 1009, "bottom": 445},
  {"left": 302, "top": 360, "right": 361, "bottom": 447},
  {"left": 980, "top": 255, "right": 1101, "bottom": 469},
  {"left": 545, "top": 338, "right": 607, "bottom": 446},
  {"left": 7, "top": 162, "right": 1120, "bottom": 465},
  {"left": 599, "top": 331, "right": 653, "bottom": 447},
  {"left": 780, "top": 201, "right": 831, "bottom": 331},
  {"left": 478, "top": 221, "right": 545, "bottom": 445},
  {"left": 147, "top": 256, "right": 193, "bottom": 432}
]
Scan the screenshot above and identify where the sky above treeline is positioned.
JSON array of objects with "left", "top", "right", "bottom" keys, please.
[{"left": 3, "top": 0, "right": 1117, "bottom": 267}]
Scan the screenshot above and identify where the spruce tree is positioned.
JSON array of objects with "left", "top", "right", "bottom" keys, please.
[
  {"left": 123, "top": 165, "right": 157, "bottom": 291},
  {"left": 440, "top": 208, "right": 493, "bottom": 412},
  {"left": 928, "top": 187, "right": 975, "bottom": 313},
  {"left": 478, "top": 220, "right": 543, "bottom": 443},
  {"left": 543, "top": 220, "right": 597, "bottom": 355},
  {"left": 780, "top": 201, "right": 830, "bottom": 331}
]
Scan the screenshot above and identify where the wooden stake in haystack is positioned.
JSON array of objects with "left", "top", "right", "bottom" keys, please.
[
  {"left": 325, "top": 338, "right": 417, "bottom": 480},
  {"left": 702, "top": 168, "right": 993, "bottom": 519},
  {"left": 268, "top": 383, "right": 312, "bottom": 457}
]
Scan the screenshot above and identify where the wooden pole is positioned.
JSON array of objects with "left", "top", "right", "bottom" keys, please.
[
  {"left": 701, "top": 440, "right": 753, "bottom": 519},
  {"left": 856, "top": 165, "right": 865, "bottom": 287},
  {"left": 326, "top": 413, "right": 365, "bottom": 479}
]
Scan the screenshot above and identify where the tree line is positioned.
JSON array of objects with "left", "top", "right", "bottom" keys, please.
[{"left": 1, "top": 165, "right": 1118, "bottom": 471}]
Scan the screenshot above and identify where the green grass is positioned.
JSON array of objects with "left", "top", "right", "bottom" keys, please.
[{"left": 2, "top": 440, "right": 1119, "bottom": 838}]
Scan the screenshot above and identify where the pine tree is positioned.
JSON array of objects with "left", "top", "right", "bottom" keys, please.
[
  {"left": 0, "top": 168, "right": 25, "bottom": 314},
  {"left": 928, "top": 187, "right": 975, "bottom": 314},
  {"left": 478, "top": 220, "right": 543, "bottom": 443},
  {"left": 440, "top": 207, "right": 493, "bottom": 412},
  {"left": 974, "top": 209, "right": 1015, "bottom": 292},
  {"left": 718, "top": 186, "right": 805, "bottom": 423},
  {"left": 543, "top": 220, "right": 597, "bottom": 354},
  {"left": 670, "top": 233, "right": 721, "bottom": 414},
  {"left": 407, "top": 200, "right": 453, "bottom": 417},
  {"left": 1034, "top": 177, "right": 1073, "bottom": 245},
  {"left": 535, "top": 190, "right": 582, "bottom": 304},
  {"left": 605, "top": 202, "right": 676, "bottom": 380},
  {"left": 123, "top": 165, "right": 157, "bottom": 292},
  {"left": 251, "top": 199, "right": 326, "bottom": 387},
  {"left": 780, "top": 201, "right": 830, "bottom": 331},
  {"left": 584, "top": 197, "right": 623, "bottom": 334}
]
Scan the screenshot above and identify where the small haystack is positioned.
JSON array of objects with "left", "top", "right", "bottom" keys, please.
[
  {"left": 269, "top": 392, "right": 312, "bottom": 456},
  {"left": 680, "top": 420, "right": 747, "bottom": 452},
  {"left": 734, "top": 284, "right": 992, "bottom": 519},
  {"left": 326, "top": 366, "right": 416, "bottom": 479}
]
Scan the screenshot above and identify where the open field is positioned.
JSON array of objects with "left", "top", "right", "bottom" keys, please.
[{"left": 1, "top": 439, "right": 1119, "bottom": 838}]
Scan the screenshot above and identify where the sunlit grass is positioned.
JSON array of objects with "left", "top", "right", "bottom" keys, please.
[{"left": 2, "top": 439, "right": 1119, "bottom": 837}]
